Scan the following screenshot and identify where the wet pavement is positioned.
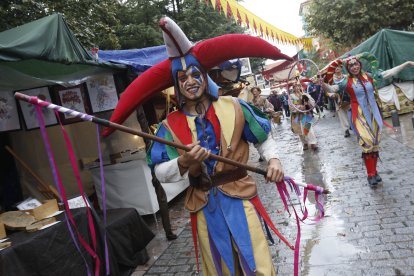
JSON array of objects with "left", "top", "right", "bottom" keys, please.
[{"left": 133, "top": 111, "right": 414, "bottom": 276}]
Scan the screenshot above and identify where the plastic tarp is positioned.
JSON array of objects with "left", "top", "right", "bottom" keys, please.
[
  {"left": 0, "top": 13, "right": 125, "bottom": 91},
  {"left": 99, "top": 46, "right": 242, "bottom": 82},
  {"left": 340, "top": 29, "right": 414, "bottom": 87},
  {"left": 99, "top": 46, "right": 168, "bottom": 74}
]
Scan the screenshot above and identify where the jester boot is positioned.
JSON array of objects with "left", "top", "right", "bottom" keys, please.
[
  {"left": 372, "top": 152, "right": 382, "bottom": 183},
  {"left": 362, "top": 152, "right": 378, "bottom": 186}
]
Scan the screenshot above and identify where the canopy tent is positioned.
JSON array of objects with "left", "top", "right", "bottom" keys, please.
[
  {"left": 0, "top": 13, "right": 125, "bottom": 91},
  {"left": 99, "top": 46, "right": 242, "bottom": 82},
  {"left": 340, "top": 29, "right": 414, "bottom": 87},
  {"left": 339, "top": 29, "right": 414, "bottom": 114}
]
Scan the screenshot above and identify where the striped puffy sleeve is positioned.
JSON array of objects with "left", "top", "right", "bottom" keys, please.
[
  {"left": 238, "top": 99, "right": 271, "bottom": 144},
  {"left": 146, "top": 123, "right": 179, "bottom": 169}
]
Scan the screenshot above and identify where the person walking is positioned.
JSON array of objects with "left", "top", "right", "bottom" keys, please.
[
  {"left": 322, "top": 52, "right": 414, "bottom": 186},
  {"left": 289, "top": 83, "right": 318, "bottom": 150}
]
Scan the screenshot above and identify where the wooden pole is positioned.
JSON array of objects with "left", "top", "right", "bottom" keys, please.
[
  {"left": 14, "top": 92, "right": 329, "bottom": 194},
  {"left": 5, "top": 146, "right": 60, "bottom": 200}
]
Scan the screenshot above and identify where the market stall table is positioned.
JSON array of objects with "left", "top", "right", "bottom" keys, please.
[{"left": 0, "top": 207, "right": 154, "bottom": 276}]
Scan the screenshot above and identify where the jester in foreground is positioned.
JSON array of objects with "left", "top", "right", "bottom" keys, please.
[
  {"left": 103, "top": 17, "right": 324, "bottom": 275},
  {"left": 322, "top": 53, "right": 414, "bottom": 186}
]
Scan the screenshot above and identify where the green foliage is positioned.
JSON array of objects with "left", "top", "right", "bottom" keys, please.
[
  {"left": 0, "top": 0, "right": 122, "bottom": 49},
  {"left": 304, "top": 0, "right": 414, "bottom": 47},
  {"left": 0, "top": 0, "right": 246, "bottom": 51}
]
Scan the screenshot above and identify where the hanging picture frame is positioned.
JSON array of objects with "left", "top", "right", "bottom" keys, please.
[
  {"left": 86, "top": 74, "right": 119, "bottom": 113},
  {"left": 51, "top": 84, "right": 91, "bottom": 124},
  {"left": 240, "top": 58, "right": 252, "bottom": 76},
  {"left": 17, "top": 87, "right": 58, "bottom": 130},
  {"left": 0, "top": 91, "right": 21, "bottom": 132}
]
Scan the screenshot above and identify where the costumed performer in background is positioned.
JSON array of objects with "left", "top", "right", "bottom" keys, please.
[
  {"left": 322, "top": 52, "right": 414, "bottom": 186},
  {"left": 289, "top": 82, "right": 318, "bottom": 150},
  {"left": 103, "top": 17, "right": 292, "bottom": 275},
  {"left": 325, "top": 62, "right": 351, "bottom": 137}
]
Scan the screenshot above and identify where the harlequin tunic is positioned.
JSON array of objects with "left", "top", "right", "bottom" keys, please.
[
  {"left": 335, "top": 73, "right": 383, "bottom": 153},
  {"left": 147, "top": 96, "right": 278, "bottom": 275}
]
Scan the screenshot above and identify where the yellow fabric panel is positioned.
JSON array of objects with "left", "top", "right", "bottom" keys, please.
[
  {"left": 186, "top": 115, "right": 198, "bottom": 144},
  {"left": 212, "top": 96, "right": 236, "bottom": 148},
  {"left": 196, "top": 201, "right": 276, "bottom": 275},
  {"left": 243, "top": 200, "right": 276, "bottom": 276},
  {"left": 354, "top": 106, "right": 381, "bottom": 153},
  {"left": 197, "top": 210, "right": 233, "bottom": 275}
]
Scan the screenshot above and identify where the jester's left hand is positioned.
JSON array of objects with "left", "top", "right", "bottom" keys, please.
[{"left": 266, "top": 158, "right": 284, "bottom": 183}]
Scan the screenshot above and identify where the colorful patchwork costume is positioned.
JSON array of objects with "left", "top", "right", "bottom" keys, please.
[
  {"left": 323, "top": 52, "right": 413, "bottom": 186},
  {"left": 103, "top": 17, "right": 292, "bottom": 275}
]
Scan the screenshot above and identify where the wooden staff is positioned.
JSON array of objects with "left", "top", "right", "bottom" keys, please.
[
  {"left": 5, "top": 145, "right": 60, "bottom": 200},
  {"left": 14, "top": 92, "right": 329, "bottom": 194}
]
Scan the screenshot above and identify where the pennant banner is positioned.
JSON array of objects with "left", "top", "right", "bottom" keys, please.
[{"left": 203, "top": 0, "right": 313, "bottom": 51}]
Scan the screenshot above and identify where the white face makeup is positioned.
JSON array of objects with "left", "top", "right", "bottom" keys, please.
[{"left": 177, "top": 66, "right": 207, "bottom": 102}]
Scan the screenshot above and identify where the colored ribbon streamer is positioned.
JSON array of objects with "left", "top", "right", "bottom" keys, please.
[
  {"left": 275, "top": 177, "right": 326, "bottom": 276},
  {"left": 96, "top": 124, "right": 110, "bottom": 275},
  {"left": 55, "top": 111, "right": 101, "bottom": 276},
  {"left": 35, "top": 105, "right": 99, "bottom": 275},
  {"left": 35, "top": 105, "right": 92, "bottom": 276}
]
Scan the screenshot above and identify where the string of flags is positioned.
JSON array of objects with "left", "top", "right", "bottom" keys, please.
[{"left": 202, "top": 0, "right": 313, "bottom": 51}]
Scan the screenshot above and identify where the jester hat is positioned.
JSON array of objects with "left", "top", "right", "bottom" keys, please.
[{"left": 103, "top": 17, "right": 292, "bottom": 136}]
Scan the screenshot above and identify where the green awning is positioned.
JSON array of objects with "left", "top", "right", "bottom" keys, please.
[
  {"left": 0, "top": 13, "right": 125, "bottom": 91},
  {"left": 340, "top": 29, "right": 414, "bottom": 87}
]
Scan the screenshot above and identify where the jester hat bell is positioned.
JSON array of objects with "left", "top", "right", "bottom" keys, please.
[{"left": 103, "top": 17, "right": 292, "bottom": 136}]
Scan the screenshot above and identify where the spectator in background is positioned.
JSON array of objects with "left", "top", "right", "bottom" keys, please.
[
  {"left": 281, "top": 90, "right": 290, "bottom": 118},
  {"left": 307, "top": 78, "right": 324, "bottom": 114},
  {"left": 267, "top": 89, "right": 283, "bottom": 112}
]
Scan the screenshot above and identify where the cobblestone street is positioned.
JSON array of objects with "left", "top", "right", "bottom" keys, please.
[{"left": 136, "top": 112, "right": 414, "bottom": 276}]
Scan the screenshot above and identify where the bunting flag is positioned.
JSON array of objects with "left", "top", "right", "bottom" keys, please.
[{"left": 204, "top": 0, "right": 313, "bottom": 51}]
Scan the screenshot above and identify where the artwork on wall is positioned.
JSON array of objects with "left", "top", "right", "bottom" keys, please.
[
  {"left": 18, "top": 87, "right": 57, "bottom": 130},
  {"left": 86, "top": 74, "right": 119, "bottom": 113},
  {"left": 0, "top": 91, "right": 21, "bottom": 132},
  {"left": 240, "top": 58, "right": 252, "bottom": 76},
  {"left": 51, "top": 84, "right": 91, "bottom": 124}
]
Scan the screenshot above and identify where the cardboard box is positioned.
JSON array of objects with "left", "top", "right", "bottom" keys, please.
[
  {"left": 0, "top": 222, "right": 6, "bottom": 239},
  {"left": 28, "top": 199, "right": 59, "bottom": 221}
]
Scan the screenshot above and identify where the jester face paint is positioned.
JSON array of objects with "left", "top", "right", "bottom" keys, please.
[{"left": 177, "top": 66, "right": 207, "bottom": 101}]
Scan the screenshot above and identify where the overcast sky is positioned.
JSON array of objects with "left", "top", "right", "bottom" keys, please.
[{"left": 239, "top": 0, "right": 306, "bottom": 57}]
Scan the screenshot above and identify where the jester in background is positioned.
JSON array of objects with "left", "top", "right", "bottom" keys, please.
[
  {"left": 289, "top": 81, "right": 318, "bottom": 151},
  {"left": 103, "top": 17, "right": 292, "bottom": 275},
  {"left": 322, "top": 53, "right": 414, "bottom": 186}
]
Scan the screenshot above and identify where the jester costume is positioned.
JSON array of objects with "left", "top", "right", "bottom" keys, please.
[
  {"left": 289, "top": 87, "right": 317, "bottom": 150},
  {"left": 149, "top": 96, "right": 279, "bottom": 275},
  {"left": 103, "top": 17, "right": 292, "bottom": 275},
  {"left": 324, "top": 52, "right": 412, "bottom": 186}
]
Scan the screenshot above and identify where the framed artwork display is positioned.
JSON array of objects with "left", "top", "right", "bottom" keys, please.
[
  {"left": 18, "top": 87, "right": 58, "bottom": 130},
  {"left": 240, "top": 58, "right": 252, "bottom": 76},
  {"left": 51, "top": 84, "right": 91, "bottom": 124},
  {"left": 0, "top": 91, "right": 21, "bottom": 132},
  {"left": 86, "top": 74, "right": 119, "bottom": 113},
  {"left": 255, "top": 74, "right": 265, "bottom": 86}
]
